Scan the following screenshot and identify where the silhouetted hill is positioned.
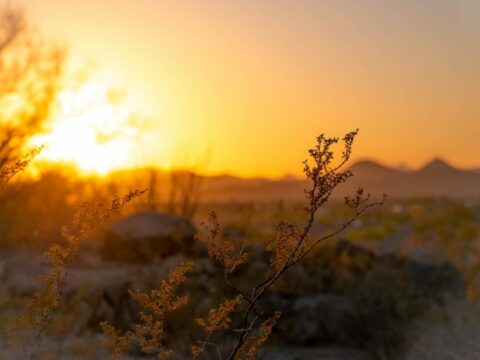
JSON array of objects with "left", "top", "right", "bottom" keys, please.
[
  {"left": 348, "top": 160, "right": 400, "bottom": 182},
  {"left": 201, "top": 175, "right": 305, "bottom": 202},
  {"left": 416, "top": 158, "right": 458, "bottom": 174},
  {"left": 386, "top": 158, "right": 480, "bottom": 198},
  {"left": 200, "top": 159, "right": 480, "bottom": 202}
]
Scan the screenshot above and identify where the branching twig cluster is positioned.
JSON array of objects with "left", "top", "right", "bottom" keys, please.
[
  {"left": 102, "top": 261, "right": 195, "bottom": 359},
  {"left": 0, "top": 145, "right": 44, "bottom": 189},
  {"left": 103, "top": 131, "right": 385, "bottom": 359},
  {"left": 9, "top": 190, "right": 146, "bottom": 360},
  {"left": 195, "top": 130, "right": 385, "bottom": 360}
]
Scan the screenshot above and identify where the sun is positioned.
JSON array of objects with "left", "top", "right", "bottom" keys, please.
[{"left": 31, "top": 79, "right": 140, "bottom": 175}]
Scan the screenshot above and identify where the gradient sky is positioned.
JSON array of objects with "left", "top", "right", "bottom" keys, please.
[{"left": 12, "top": 0, "right": 480, "bottom": 177}]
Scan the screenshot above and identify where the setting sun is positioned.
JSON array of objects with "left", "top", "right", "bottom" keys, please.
[{"left": 31, "top": 79, "right": 140, "bottom": 175}]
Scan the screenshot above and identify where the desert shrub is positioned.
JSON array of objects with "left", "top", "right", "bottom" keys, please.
[
  {"left": 103, "top": 130, "right": 385, "bottom": 359},
  {"left": 0, "top": 4, "right": 65, "bottom": 249},
  {"left": 405, "top": 301, "right": 480, "bottom": 360},
  {"left": 0, "top": 169, "right": 86, "bottom": 249},
  {"left": 269, "top": 239, "right": 464, "bottom": 358},
  {"left": 8, "top": 190, "right": 145, "bottom": 360},
  {"left": 0, "top": 5, "right": 64, "bottom": 170}
]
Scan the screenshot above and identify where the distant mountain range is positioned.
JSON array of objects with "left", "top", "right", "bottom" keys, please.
[{"left": 200, "top": 159, "right": 480, "bottom": 201}]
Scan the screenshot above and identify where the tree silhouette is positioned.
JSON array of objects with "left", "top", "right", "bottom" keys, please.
[{"left": 0, "top": 5, "right": 64, "bottom": 184}]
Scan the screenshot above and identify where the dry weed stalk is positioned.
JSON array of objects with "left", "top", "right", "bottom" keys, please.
[
  {"left": 194, "top": 130, "right": 385, "bottom": 359},
  {"left": 9, "top": 189, "right": 146, "bottom": 360},
  {"left": 104, "top": 131, "right": 384, "bottom": 359},
  {"left": 234, "top": 311, "right": 281, "bottom": 360},
  {"left": 167, "top": 169, "right": 203, "bottom": 219},
  {"left": 196, "top": 295, "right": 243, "bottom": 335},
  {"left": 0, "top": 145, "right": 44, "bottom": 189},
  {"left": 101, "top": 261, "right": 195, "bottom": 359},
  {"left": 199, "top": 211, "right": 248, "bottom": 274}
]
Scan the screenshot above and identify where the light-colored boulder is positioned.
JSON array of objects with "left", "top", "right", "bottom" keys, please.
[{"left": 101, "top": 211, "right": 196, "bottom": 263}]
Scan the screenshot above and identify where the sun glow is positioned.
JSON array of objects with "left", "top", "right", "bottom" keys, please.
[{"left": 31, "top": 79, "right": 141, "bottom": 175}]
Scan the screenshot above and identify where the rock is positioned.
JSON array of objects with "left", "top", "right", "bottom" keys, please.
[
  {"left": 271, "top": 294, "right": 359, "bottom": 346},
  {"left": 405, "top": 259, "right": 465, "bottom": 306},
  {"left": 58, "top": 255, "right": 190, "bottom": 331},
  {"left": 61, "top": 266, "right": 138, "bottom": 330},
  {"left": 100, "top": 211, "right": 197, "bottom": 263},
  {"left": 292, "top": 295, "right": 358, "bottom": 344},
  {"left": 2, "top": 251, "right": 48, "bottom": 295},
  {"left": 266, "top": 240, "right": 465, "bottom": 357}
]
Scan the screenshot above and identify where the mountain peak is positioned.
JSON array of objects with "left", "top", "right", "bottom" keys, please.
[
  {"left": 349, "top": 159, "right": 391, "bottom": 171},
  {"left": 421, "top": 158, "right": 455, "bottom": 171},
  {"left": 348, "top": 159, "right": 399, "bottom": 180}
]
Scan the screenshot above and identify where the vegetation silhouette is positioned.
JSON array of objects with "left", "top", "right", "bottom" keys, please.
[{"left": 0, "top": 5, "right": 64, "bottom": 174}]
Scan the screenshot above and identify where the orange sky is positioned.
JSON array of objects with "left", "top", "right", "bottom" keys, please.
[{"left": 13, "top": 0, "right": 480, "bottom": 177}]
